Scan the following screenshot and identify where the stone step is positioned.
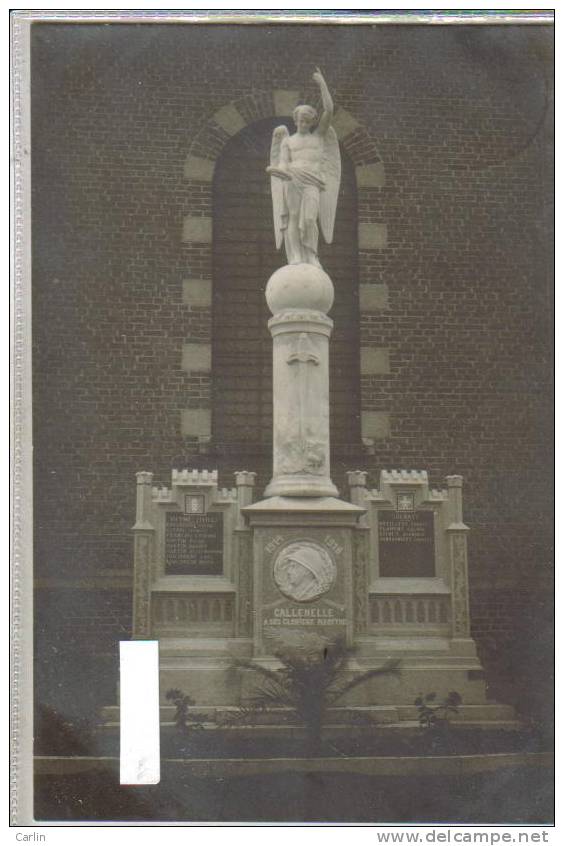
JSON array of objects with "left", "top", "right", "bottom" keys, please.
[
  {"left": 99, "top": 702, "right": 518, "bottom": 727},
  {"left": 96, "top": 720, "right": 525, "bottom": 743},
  {"left": 397, "top": 703, "right": 517, "bottom": 722},
  {"left": 99, "top": 704, "right": 399, "bottom": 724},
  {"left": 34, "top": 751, "right": 553, "bottom": 779}
]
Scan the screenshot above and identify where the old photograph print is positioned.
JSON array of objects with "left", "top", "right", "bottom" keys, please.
[{"left": 29, "top": 18, "right": 553, "bottom": 823}]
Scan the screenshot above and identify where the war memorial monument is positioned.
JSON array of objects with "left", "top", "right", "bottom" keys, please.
[{"left": 130, "top": 69, "right": 493, "bottom": 715}]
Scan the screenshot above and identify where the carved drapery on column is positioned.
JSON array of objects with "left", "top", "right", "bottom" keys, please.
[{"left": 266, "top": 307, "right": 336, "bottom": 497}]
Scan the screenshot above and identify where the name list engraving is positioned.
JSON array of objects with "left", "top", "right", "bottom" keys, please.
[
  {"left": 165, "top": 511, "right": 223, "bottom": 575},
  {"left": 378, "top": 510, "right": 435, "bottom": 577}
]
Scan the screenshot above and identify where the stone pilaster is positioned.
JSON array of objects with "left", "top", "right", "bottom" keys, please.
[
  {"left": 352, "top": 527, "right": 370, "bottom": 635},
  {"left": 446, "top": 474, "right": 471, "bottom": 638},
  {"left": 235, "top": 530, "right": 254, "bottom": 637},
  {"left": 347, "top": 471, "right": 370, "bottom": 635},
  {"left": 234, "top": 471, "right": 256, "bottom": 636},
  {"left": 132, "top": 471, "right": 155, "bottom": 638}
]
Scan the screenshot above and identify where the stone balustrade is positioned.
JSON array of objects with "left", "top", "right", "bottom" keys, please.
[
  {"left": 369, "top": 594, "right": 450, "bottom": 630},
  {"left": 152, "top": 592, "right": 235, "bottom": 636}
]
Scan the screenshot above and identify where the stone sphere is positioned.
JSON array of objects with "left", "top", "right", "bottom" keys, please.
[{"left": 265, "top": 263, "right": 334, "bottom": 315}]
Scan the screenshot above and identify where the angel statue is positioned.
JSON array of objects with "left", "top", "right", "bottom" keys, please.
[{"left": 266, "top": 68, "right": 341, "bottom": 269}]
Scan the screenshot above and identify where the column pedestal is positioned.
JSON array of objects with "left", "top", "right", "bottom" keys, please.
[{"left": 243, "top": 496, "right": 365, "bottom": 657}]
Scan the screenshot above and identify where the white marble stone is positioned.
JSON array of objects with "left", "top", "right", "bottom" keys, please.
[
  {"left": 183, "top": 154, "right": 215, "bottom": 181},
  {"left": 213, "top": 103, "right": 246, "bottom": 136},
  {"left": 264, "top": 261, "right": 338, "bottom": 498},
  {"left": 360, "top": 347, "right": 390, "bottom": 375},
  {"left": 181, "top": 216, "right": 212, "bottom": 244},
  {"left": 273, "top": 88, "right": 300, "bottom": 116},
  {"left": 359, "top": 283, "right": 389, "bottom": 311},
  {"left": 273, "top": 541, "right": 337, "bottom": 602},
  {"left": 181, "top": 343, "right": 211, "bottom": 372},
  {"left": 332, "top": 107, "right": 360, "bottom": 139},
  {"left": 180, "top": 408, "right": 211, "bottom": 438},
  {"left": 266, "top": 308, "right": 337, "bottom": 498},
  {"left": 182, "top": 278, "right": 212, "bottom": 307},
  {"left": 267, "top": 70, "right": 340, "bottom": 269},
  {"left": 355, "top": 162, "right": 385, "bottom": 188},
  {"left": 244, "top": 496, "right": 363, "bottom": 518},
  {"left": 361, "top": 410, "right": 391, "bottom": 440},
  {"left": 358, "top": 222, "right": 388, "bottom": 250},
  {"left": 265, "top": 263, "right": 334, "bottom": 315}
]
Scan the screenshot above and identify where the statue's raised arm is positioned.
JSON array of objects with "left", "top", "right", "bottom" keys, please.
[
  {"left": 312, "top": 67, "right": 334, "bottom": 136},
  {"left": 266, "top": 69, "right": 341, "bottom": 269}
]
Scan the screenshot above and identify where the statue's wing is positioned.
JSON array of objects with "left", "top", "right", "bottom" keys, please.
[
  {"left": 270, "top": 125, "right": 290, "bottom": 250},
  {"left": 319, "top": 127, "right": 341, "bottom": 244}
]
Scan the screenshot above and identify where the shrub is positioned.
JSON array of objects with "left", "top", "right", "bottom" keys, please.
[{"left": 414, "top": 691, "right": 462, "bottom": 731}]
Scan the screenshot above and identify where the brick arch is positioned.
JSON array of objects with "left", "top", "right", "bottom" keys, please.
[
  {"left": 183, "top": 89, "right": 386, "bottom": 187},
  {"left": 180, "top": 91, "right": 391, "bottom": 454}
]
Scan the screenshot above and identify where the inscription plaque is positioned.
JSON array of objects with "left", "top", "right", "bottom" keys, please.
[
  {"left": 259, "top": 530, "right": 350, "bottom": 653},
  {"left": 378, "top": 510, "right": 435, "bottom": 577},
  {"left": 165, "top": 511, "right": 223, "bottom": 575}
]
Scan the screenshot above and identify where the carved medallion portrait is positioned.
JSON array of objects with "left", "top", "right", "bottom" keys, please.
[{"left": 273, "top": 541, "right": 336, "bottom": 602}]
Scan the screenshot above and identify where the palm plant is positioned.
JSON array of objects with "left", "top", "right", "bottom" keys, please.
[{"left": 233, "top": 636, "right": 400, "bottom": 756}]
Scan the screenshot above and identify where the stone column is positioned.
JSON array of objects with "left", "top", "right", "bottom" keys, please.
[
  {"left": 446, "top": 475, "right": 471, "bottom": 638},
  {"left": 132, "top": 471, "right": 155, "bottom": 638},
  {"left": 264, "top": 264, "right": 338, "bottom": 498}
]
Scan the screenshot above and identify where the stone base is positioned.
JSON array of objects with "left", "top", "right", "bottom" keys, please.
[
  {"left": 243, "top": 495, "right": 363, "bottom": 520},
  {"left": 103, "top": 632, "right": 507, "bottom": 725},
  {"left": 157, "top": 637, "right": 253, "bottom": 705},
  {"left": 243, "top": 495, "right": 365, "bottom": 655},
  {"left": 113, "top": 633, "right": 489, "bottom": 710},
  {"left": 99, "top": 701, "right": 519, "bottom": 730},
  {"left": 239, "top": 637, "right": 487, "bottom": 706},
  {"left": 340, "top": 640, "right": 488, "bottom": 706},
  {"left": 264, "top": 474, "right": 339, "bottom": 498}
]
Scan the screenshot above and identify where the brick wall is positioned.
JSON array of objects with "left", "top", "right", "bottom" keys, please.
[
  {"left": 34, "top": 586, "right": 132, "bottom": 715},
  {"left": 31, "top": 23, "right": 552, "bottom": 708}
]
